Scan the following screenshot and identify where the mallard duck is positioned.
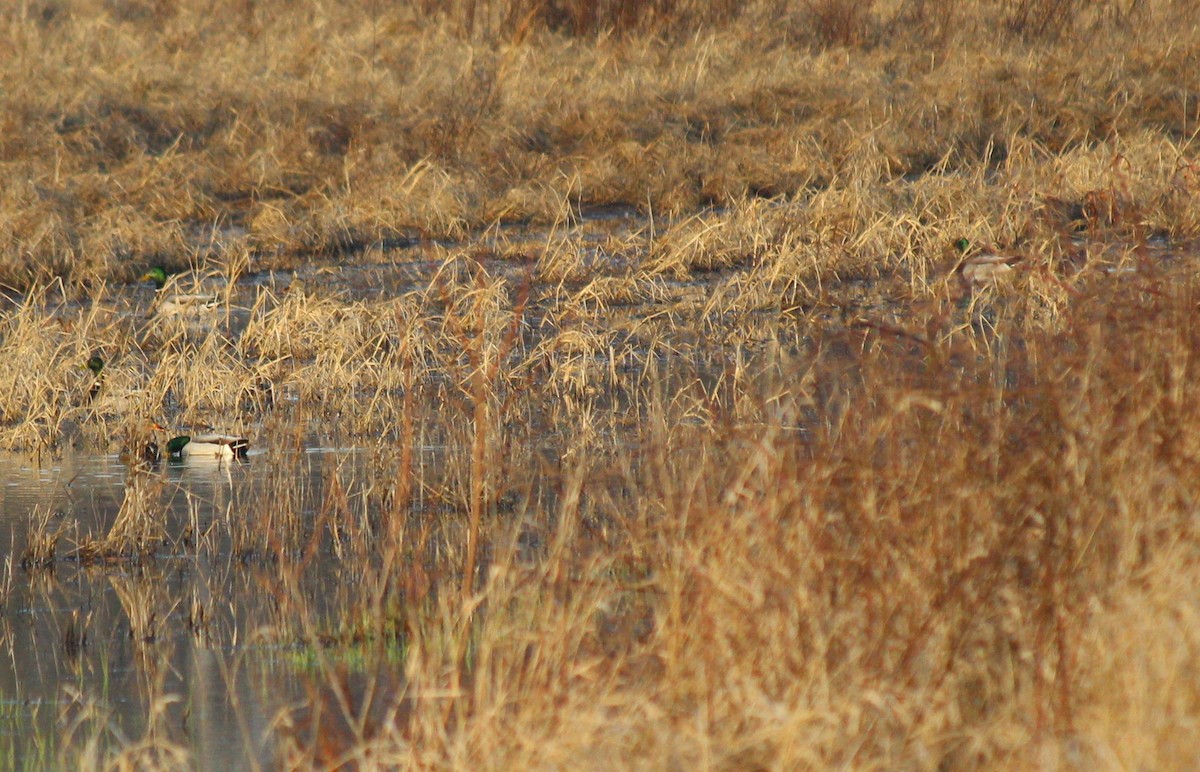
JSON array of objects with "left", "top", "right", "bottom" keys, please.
[
  {"left": 153, "top": 293, "right": 221, "bottom": 317},
  {"left": 953, "top": 238, "right": 1022, "bottom": 288},
  {"left": 85, "top": 354, "right": 106, "bottom": 401},
  {"left": 141, "top": 265, "right": 174, "bottom": 290},
  {"left": 142, "top": 265, "right": 222, "bottom": 318},
  {"left": 165, "top": 432, "right": 249, "bottom": 460},
  {"left": 83, "top": 356, "right": 149, "bottom": 417}
]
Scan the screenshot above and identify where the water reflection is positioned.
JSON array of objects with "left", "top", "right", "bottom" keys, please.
[{"left": 0, "top": 447, "right": 374, "bottom": 767}]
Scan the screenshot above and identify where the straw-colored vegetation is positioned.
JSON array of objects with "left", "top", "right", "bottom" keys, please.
[{"left": 2, "top": 0, "right": 1200, "bottom": 768}]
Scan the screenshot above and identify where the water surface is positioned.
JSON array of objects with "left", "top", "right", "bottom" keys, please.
[{"left": 0, "top": 446, "right": 379, "bottom": 767}]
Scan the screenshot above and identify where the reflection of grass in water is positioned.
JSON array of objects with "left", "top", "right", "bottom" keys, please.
[
  {"left": 74, "top": 469, "right": 166, "bottom": 563},
  {"left": 0, "top": 699, "right": 53, "bottom": 769},
  {"left": 283, "top": 640, "right": 407, "bottom": 674}
]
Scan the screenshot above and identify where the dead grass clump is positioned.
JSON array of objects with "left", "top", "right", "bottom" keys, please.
[
  {"left": 0, "top": 283, "right": 145, "bottom": 452},
  {"left": 240, "top": 287, "right": 376, "bottom": 364},
  {"left": 20, "top": 505, "right": 66, "bottom": 570},
  {"left": 645, "top": 196, "right": 788, "bottom": 278},
  {"left": 0, "top": 180, "right": 81, "bottom": 287},
  {"left": 238, "top": 285, "right": 435, "bottom": 430},
  {"left": 75, "top": 468, "right": 166, "bottom": 562},
  {"left": 306, "top": 160, "right": 477, "bottom": 251},
  {"left": 145, "top": 333, "right": 259, "bottom": 428},
  {"left": 438, "top": 0, "right": 746, "bottom": 39},
  {"left": 800, "top": 0, "right": 879, "bottom": 48},
  {"left": 1075, "top": 546, "right": 1200, "bottom": 768},
  {"left": 1003, "top": 0, "right": 1088, "bottom": 42}
]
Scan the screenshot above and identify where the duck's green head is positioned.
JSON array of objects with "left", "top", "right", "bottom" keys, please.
[
  {"left": 86, "top": 355, "right": 105, "bottom": 375},
  {"left": 141, "top": 266, "right": 169, "bottom": 289},
  {"left": 166, "top": 435, "right": 191, "bottom": 455},
  {"left": 953, "top": 237, "right": 972, "bottom": 254}
]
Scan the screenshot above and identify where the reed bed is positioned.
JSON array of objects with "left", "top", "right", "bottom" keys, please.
[
  {"left": 253, "top": 270, "right": 1200, "bottom": 769},
  {"left": 6, "top": 258, "right": 1191, "bottom": 768},
  {"left": 0, "top": 0, "right": 1198, "bottom": 768}
]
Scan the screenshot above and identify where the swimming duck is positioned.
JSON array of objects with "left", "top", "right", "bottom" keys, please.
[
  {"left": 953, "top": 238, "right": 1022, "bottom": 288},
  {"left": 165, "top": 432, "right": 249, "bottom": 460}
]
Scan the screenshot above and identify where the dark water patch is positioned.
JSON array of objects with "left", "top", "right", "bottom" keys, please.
[{"left": 0, "top": 446, "right": 412, "bottom": 767}]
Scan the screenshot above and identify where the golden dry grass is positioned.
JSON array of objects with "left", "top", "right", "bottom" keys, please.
[
  {"left": 1, "top": 0, "right": 1200, "bottom": 768},
  {"left": 0, "top": 0, "right": 1197, "bottom": 290}
]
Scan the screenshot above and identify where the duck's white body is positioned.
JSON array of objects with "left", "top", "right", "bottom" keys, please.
[
  {"left": 960, "top": 253, "right": 1020, "bottom": 287},
  {"left": 952, "top": 239, "right": 1022, "bottom": 289},
  {"left": 142, "top": 267, "right": 226, "bottom": 320},
  {"left": 168, "top": 433, "right": 249, "bottom": 460},
  {"left": 153, "top": 293, "right": 221, "bottom": 318}
]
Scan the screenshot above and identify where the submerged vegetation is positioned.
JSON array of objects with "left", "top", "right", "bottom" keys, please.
[{"left": 1, "top": 0, "right": 1200, "bottom": 767}]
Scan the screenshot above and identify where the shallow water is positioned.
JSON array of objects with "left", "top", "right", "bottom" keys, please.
[{"left": 0, "top": 446, "right": 378, "bottom": 766}]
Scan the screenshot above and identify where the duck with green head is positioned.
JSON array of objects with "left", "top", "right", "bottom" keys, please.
[
  {"left": 165, "top": 432, "right": 249, "bottom": 461},
  {"left": 141, "top": 265, "right": 172, "bottom": 290},
  {"left": 953, "top": 237, "right": 1022, "bottom": 288},
  {"left": 85, "top": 354, "right": 106, "bottom": 400},
  {"left": 85, "top": 355, "right": 146, "bottom": 415},
  {"left": 141, "top": 265, "right": 221, "bottom": 317}
]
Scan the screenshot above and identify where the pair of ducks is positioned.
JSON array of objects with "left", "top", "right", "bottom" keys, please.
[
  {"left": 86, "top": 357, "right": 249, "bottom": 461},
  {"left": 80, "top": 267, "right": 245, "bottom": 462}
]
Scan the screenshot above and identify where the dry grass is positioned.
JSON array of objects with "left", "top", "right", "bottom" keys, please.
[
  {"left": 1, "top": 0, "right": 1199, "bottom": 768},
  {"left": 237, "top": 270, "right": 1200, "bottom": 769},
  {"left": 75, "top": 467, "right": 167, "bottom": 562},
  {"left": 19, "top": 505, "right": 64, "bottom": 570},
  {"left": 0, "top": 0, "right": 1196, "bottom": 290}
]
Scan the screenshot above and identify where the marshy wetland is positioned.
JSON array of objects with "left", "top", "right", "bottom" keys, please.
[{"left": 3, "top": 0, "right": 1200, "bottom": 768}]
